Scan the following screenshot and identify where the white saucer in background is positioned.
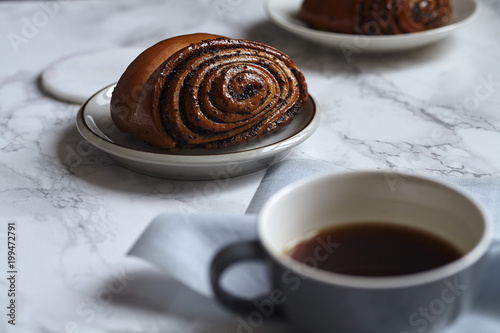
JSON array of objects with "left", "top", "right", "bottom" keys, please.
[
  {"left": 41, "top": 47, "right": 143, "bottom": 104},
  {"left": 265, "top": 0, "right": 479, "bottom": 52}
]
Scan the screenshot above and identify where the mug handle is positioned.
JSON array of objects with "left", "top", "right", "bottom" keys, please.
[{"left": 210, "top": 240, "right": 284, "bottom": 318}]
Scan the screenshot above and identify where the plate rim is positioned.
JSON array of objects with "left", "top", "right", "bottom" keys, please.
[
  {"left": 76, "top": 83, "right": 320, "bottom": 167},
  {"left": 265, "top": 0, "right": 480, "bottom": 47}
]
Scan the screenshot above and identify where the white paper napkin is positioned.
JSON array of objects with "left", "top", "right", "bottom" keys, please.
[{"left": 128, "top": 158, "right": 500, "bottom": 331}]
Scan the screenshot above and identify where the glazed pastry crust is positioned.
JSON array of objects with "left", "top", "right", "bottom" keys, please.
[
  {"left": 300, "top": 0, "right": 452, "bottom": 35},
  {"left": 110, "top": 33, "right": 308, "bottom": 149}
]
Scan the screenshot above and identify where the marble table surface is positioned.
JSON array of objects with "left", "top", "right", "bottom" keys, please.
[{"left": 1, "top": 0, "right": 500, "bottom": 332}]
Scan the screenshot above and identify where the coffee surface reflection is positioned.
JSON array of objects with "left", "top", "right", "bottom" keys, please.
[{"left": 286, "top": 222, "right": 463, "bottom": 277}]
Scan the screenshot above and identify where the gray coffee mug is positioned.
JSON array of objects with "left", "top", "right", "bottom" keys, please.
[{"left": 211, "top": 171, "right": 492, "bottom": 333}]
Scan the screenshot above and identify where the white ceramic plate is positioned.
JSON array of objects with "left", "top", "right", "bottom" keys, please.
[
  {"left": 75, "top": 84, "right": 320, "bottom": 180},
  {"left": 265, "top": 0, "right": 479, "bottom": 52}
]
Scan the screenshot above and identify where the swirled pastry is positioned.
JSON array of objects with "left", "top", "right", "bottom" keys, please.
[
  {"left": 300, "top": 0, "right": 452, "bottom": 35},
  {"left": 110, "top": 33, "right": 308, "bottom": 149}
]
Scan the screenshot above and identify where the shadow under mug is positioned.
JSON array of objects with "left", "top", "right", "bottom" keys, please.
[{"left": 210, "top": 171, "right": 492, "bottom": 333}]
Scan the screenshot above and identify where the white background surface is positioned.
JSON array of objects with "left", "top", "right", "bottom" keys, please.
[{"left": 1, "top": 0, "right": 500, "bottom": 332}]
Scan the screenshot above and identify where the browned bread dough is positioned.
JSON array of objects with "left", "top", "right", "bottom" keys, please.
[
  {"left": 300, "top": 0, "right": 452, "bottom": 35},
  {"left": 110, "top": 33, "right": 308, "bottom": 149}
]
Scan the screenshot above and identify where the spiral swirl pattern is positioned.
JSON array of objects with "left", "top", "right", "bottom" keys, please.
[
  {"left": 147, "top": 38, "right": 308, "bottom": 149},
  {"left": 300, "top": 0, "right": 452, "bottom": 35},
  {"left": 358, "top": 0, "right": 452, "bottom": 34}
]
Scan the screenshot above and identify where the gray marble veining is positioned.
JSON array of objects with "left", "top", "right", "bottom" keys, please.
[{"left": 1, "top": 0, "right": 500, "bottom": 332}]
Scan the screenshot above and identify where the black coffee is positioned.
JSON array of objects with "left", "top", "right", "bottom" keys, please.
[{"left": 286, "top": 222, "right": 463, "bottom": 277}]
